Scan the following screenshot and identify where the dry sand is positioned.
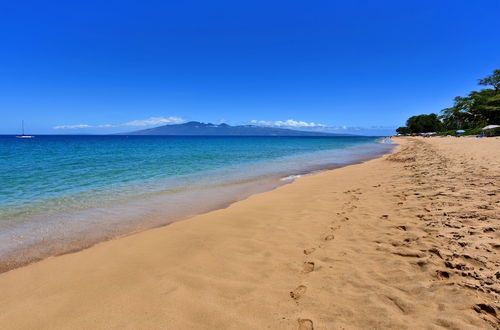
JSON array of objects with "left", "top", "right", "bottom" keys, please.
[{"left": 0, "top": 137, "right": 498, "bottom": 329}]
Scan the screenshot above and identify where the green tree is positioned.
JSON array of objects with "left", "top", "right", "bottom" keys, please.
[
  {"left": 406, "top": 114, "right": 442, "bottom": 133},
  {"left": 478, "top": 69, "right": 500, "bottom": 92},
  {"left": 401, "top": 69, "right": 500, "bottom": 135},
  {"left": 468, "top": 89, "right": 500, "bottom": 125},
  {"left": 396, "top": 126, "right": 411, "bottom": 134},
  {"left": 440, "top": 69, "right": 500, "bottom": 129},
  {"left": 440, "top": 96, "right": 474, "bottom": 129}
]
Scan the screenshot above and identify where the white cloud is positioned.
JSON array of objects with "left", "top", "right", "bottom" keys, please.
[
  {"left": 248, "top": 120, "right": 369, "bottom": 132},
  {"left": 53, "top": 117, "right": 184, "bottom": 130},
  {"left": 120, "top": 117, "right": 184, "bottom": 127},
  {"left": 53, "top": 124, "right": 92, "bottom": 129},
  {"left": 325, "top": 125, "right": 349, "bottom": 130},
  {"left": 250, "top": 119, "right": 326, "bottom": 128}
]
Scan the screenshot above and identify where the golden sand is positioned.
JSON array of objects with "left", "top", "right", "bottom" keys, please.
[{"left": 0, "top": 137, "right": 498, "bottom": 329}]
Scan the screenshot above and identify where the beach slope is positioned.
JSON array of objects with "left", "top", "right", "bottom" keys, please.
[{"left": 0, "top": 137, "right": 498, "bottom": 329}]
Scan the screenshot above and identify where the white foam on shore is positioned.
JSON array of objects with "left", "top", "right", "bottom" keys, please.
[
  {"left": 280, "top": 174, "right": 303, "bottom": 181},
  {"left": 376, "top": 137, "right": 394, "bottom": 144}
]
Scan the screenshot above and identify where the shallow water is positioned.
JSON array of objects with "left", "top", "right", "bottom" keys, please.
[{"left": 0, "top": 135, "right": 393, "bottom": 270}]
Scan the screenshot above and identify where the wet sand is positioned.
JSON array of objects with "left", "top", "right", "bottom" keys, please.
[{"left": 0, "top": 137, "right": 498, "bottom": 329}]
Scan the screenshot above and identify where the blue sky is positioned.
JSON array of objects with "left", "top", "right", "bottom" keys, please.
[{"left": 1, "top": 0, "right": 499, "bottom": 135}]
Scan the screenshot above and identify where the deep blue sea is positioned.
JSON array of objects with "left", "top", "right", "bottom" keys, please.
[{"left": 0, "top": 135, "right": 393, "bottom": 270}]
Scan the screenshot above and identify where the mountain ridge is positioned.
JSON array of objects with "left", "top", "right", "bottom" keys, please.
[{"left": 120, "top": 121, "right": 355, "bottom": 136}]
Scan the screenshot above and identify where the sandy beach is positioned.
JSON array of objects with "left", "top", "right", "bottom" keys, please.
[{"left": 0, "top": 137, "right": 498, "bottom": 329}]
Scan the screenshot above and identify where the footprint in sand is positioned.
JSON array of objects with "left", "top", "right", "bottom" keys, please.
[
  {"left": 298, "top": 318, "right": 314, "bottom": 330},
  {"left": 290, "top": 285, "right": 307, "bottom": 301},
  {"left": 473, "top": 303, "right": 497, "bottom": 317},
  {"left": 303, "top": 262, "right": 315, "bottom": 273},
  {"left": 436, "top": 270, "right": 450, "bottom": 279},
  {"left": 303, "top": 248, "right": 316, "bottom": 255},
  {"left": 324, "top": 234, "right": 335, "bottom": 241}
]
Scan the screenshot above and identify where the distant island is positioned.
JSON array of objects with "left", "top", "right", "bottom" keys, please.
[{"left": 120, "top": 121, "right": 354, "bottom": 136}]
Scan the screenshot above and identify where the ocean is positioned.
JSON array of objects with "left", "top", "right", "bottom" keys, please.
[{"left": 0, "top": 135, "right": 393, "bottom": 270}]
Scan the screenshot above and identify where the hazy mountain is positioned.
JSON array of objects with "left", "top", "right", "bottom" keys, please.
[{"left": 120, "top": 121, "right": 353, "bottom": 136}]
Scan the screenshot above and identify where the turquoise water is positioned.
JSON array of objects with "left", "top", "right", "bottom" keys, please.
[{"left": 0, "top": 135, "right": 392, "bottom": 270}]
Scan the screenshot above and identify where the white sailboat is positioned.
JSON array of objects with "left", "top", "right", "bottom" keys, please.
[{"left": 16, "top": 121, "right": 34, "bottom": 138}]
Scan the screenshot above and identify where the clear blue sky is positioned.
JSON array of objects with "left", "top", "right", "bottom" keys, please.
[{"left": 1, "top": 0, "right": 499, "bottom": 135}]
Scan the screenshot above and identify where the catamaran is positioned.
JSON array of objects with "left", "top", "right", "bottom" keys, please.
[{"left": 16, "top": 121, "right": 34, "bottom": 138}]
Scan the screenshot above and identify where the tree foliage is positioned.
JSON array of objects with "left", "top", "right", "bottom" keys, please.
[
  {"left": 406, "top": 114, "right": 442, "bottom": 133},
  {"left": 396, "top": 126, "right": 411, "bottom": 134},
  {"left": 397, "top": 69, "right": 499, "bottom": 134},
  {"left": 478, "top": 69, "right": 500, "bottom": 91},
  {"left": 439, "top": 69, "right": 500, "bottom": 130}
]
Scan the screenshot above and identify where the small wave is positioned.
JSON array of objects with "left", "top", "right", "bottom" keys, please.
[
  {"left": 376, "top": 137, "right": 393, "bottom": 144},
  {"left": 280, "top": 174, "right": 303, "bottom": 181}
]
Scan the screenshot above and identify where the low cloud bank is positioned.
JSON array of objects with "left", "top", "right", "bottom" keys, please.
[
  {"left": 54, "top": 117, "right": 184, "bottom": 130},
  {"left": 250, "top": 119, "right": 326, "bottom": 128}
]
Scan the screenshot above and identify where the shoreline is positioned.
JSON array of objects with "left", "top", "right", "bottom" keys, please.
[
  {"left": 0, "top": 140, "right": 394, "bottom": 274},
  {"left": 0, "top": 137, "right": 498, "bottom": 328}
]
